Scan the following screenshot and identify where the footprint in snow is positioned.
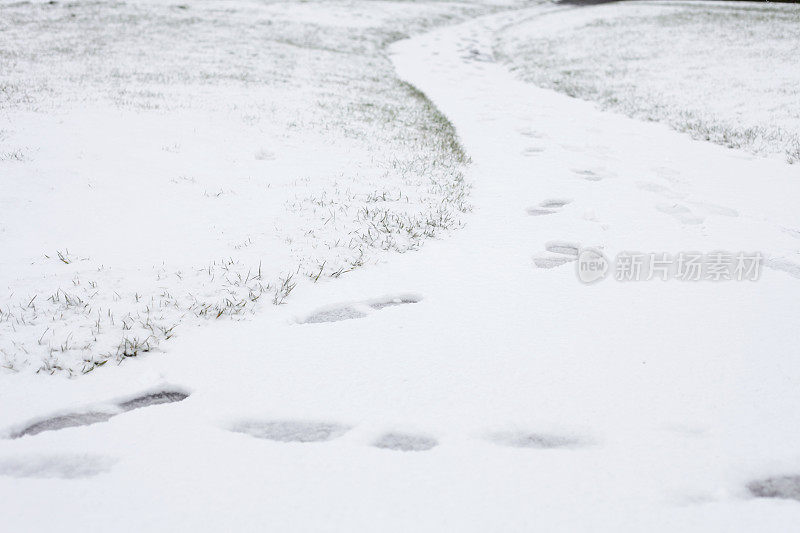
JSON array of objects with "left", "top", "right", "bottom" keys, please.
[
  {"left": 118, "top": 390, "right": 190, "bottom": 412},
  {"left": 299, "top": 294, "right": 421, "bottom": 324},
  {"left": 373, "top": 432, "right": 438, "bottom": 452},
  {"left": 489, "top": 430, "right": 588, "bottom": 450},
  {"left": 527, "top": 198, "right": 572, "bottom": 217},
  {"left": 783, "top": 227, "right": 800, "bottom": 240},
  {"left": 254, "top": 149, "right": 276, "bottom": 161},
  {"left": 519, "top": 128, "right": 546, "bottom": 139},
  {"left": 656, "top": 203, "right": 705, "bottom": 225},
  {"left": 652, "top": 166, "right": 683, "bottom": 184},
  {"left": 522, "top": 146, "right": 546, "bottom": 156},
  {"left": 0, "top": 454, "right": 117, "bottom": 479},
  {"left": 6, "top": 388, "right": 189, "bottom": 439},
  {"left": 765, "top": 258, "right": 800, "bottom": 280},
  {"left": 464, "top": 48, "right": 493, "bottom": 62},
  {"left": 747, "top": 475, "right": 800, "bottom": 501},
  {"left": 688, "top": 201, "right": 739, "bottom": 218},
  {"left": 573, "top": 169, "right": 604, "bottom": 182},
  {"left": 545, "top": 241, "right": 580, "bottom": 256},
  {"left": 637, "top": 181, "right": 686, "bottom": 199},
  {"left": 560, "top": 144, "right": 586, "bottom": 153},
  {"left": 7, "top": 412, "right": 116, "bottom": 439},
  {"left": 368, "top": 295, "right": 421, "bottom": 310},
  {"left": 231, "top": 420, "right": 350, "bottom": 443},
  {"left": 640, "top": 183, "right": 738, "bottom": 218},
  {"left": 301, "top": 306, "right": 367, "bottom": 324},
  {"left": 532, "top": 256, "right": 575, "bottom": 269},
  {"left": 532, "top": 240, "right": 584, "bottom": 269}
]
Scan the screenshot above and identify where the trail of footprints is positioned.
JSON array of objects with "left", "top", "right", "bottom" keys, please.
[
  {"left": 4, "top": 293, "right": 798, "bottom": 502},
  {"left": 0, "top": 388, "right": 189, "bottom": 479},
  {"left": 519, "top": 181, "right": 800, "bottom": 497},
  {"left": 0, "top": 293, "right": 590, "bottom": 464},
  {"left": 21, "top": 398, "right": 799, "bottom": 505},
  {"left": 523, "top": 172, "right": 595, "bottom": 270},
  {"left": 229, "top": 418, "right": 586, "bottom": 454},
  {"left": 231, "top": 420, "right": 441, "bottom": 452},
  {"left": 3, "top": 398, "right": 588, "bottom": 453},
  {"left": 637, "top": 180, "right": 740, "bottom": 226}
]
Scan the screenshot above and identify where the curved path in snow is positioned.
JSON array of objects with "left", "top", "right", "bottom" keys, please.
[
  {"left": 385, "top": 6, "right": 800, "bottom": 529},
  {"left": 2, "top": 6, "right": 800, "bottom": 532},
  {"left": 391, "top": 6, "right": 800, "bottom": 270}
]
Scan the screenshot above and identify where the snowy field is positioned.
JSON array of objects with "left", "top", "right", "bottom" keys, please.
[
  {"left": 496, "top": 0, "right": 800, "bottom": 162},
  {"left": 2, "top": 0, "right": 800, "bottom": 531},
  {"left": 0, "top": 0, "right": 514, "bottom": 374}
]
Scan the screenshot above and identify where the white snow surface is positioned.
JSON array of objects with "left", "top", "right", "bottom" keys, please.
[
  {"left": 496, "top": 0, "right": 800, "bottom": 163},
  {"left": 0, "top": 0, "right": 495, "bottom": 374},
  {"left": 2, "top": 2, "right": 800, "bottom": 531}
]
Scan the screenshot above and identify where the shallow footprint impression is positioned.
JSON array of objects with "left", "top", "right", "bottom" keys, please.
[
  {"left": 117, "top": 389, "right": 190, "bottom": 412},
  {"left": 573, "top": 169, "right": 603, "bottom": 182},
  {"left": 545, "top": 241, "right": 580, "bottom": 257},
  {"left": 522, "top": 146, "right": 545, "bottom": 156},
  {"left": 0, "top": 454, "right": 116, "bottom": 479},
  {"left": 533, "top": 240, "right": 582, "bottom": 269},
  {"left": 7, "top": 388, "right": 190, "bottom": 439},
  {"left": 539, "top": 199, "right": 572, "bottom": 209},
  {"left": 373, "top": 432, "right": 438, "bottom": 452},
  {"left": 301, "top": 306, "right": 367, "bottom": 324},
  {"left": 368, "top": 295, "right": 422, "bottom": 310},
  {"left": 231, "top": 420, "right": 351, "bottom": 443},
  {"left": 8, "top": 412, "right": 116, "bottom": 440},
  {"left": 527, "top": 207, "right": 556, "bottom": 216},
  {"left": 532, "top": 255, "right": 576, "bottom": 269},
  {"left": 747, "top": 475, "right": 800, "bottom": 501},
  {"left": 656, "top": 203, "right": 705, "bottom": 225},
  {"left": 489, "top": 430, "right": 588, "bottom": 450},
  {"left": 527, "top": 198, "right": 572, "bottom": 217},
  {"left": 300, "top": 294, "right": 422, "bottom": 324}
]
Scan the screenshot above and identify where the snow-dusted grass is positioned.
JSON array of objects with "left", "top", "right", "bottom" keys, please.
[
  {"left": 0, "top": 0, "right": 509, "bottom": 375},
  {"left": 495, "top": 1, "right": 800, "bottom": 162}
]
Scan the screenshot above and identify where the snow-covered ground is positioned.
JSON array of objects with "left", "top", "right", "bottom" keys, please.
[
  {"left": 2, "top": 1, "right": 800, "bottom": 531},
  {"left": 0, "top": 0, "right": 512, "bottom": 374},
  {"left": 496, "top": 0, "right": 800, "bottom": 163}
]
